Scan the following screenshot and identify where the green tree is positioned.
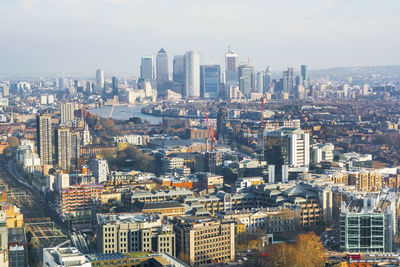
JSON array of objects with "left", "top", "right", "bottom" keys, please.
[
  {"left": 264, "top": 232, "right": 327, "bottom": 267},
  {"left": 7, "top": 136, "right": 19, "bottom": 148}
]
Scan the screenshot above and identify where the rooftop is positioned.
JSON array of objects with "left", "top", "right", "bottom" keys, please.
[
  {"left": 97, "top": 213, "right": 161, "bottom": 225},
  {"left": 44, "top": 247, "right": 90, "bottom": 266},
  {"left": 86, "top": 252, "right": 127, "bottom": 262},
  {"left": 137, "top": 201, "right": 184, "bottom": 210},
  {"left": 8, "top": 227, "right": 26, "bottom": 243}
]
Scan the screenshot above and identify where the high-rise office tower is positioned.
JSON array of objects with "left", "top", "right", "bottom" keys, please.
[
  {"left": 96, "top": 69, "right": 104, "bottom": 93},
  {"left": 57, "top": 128, "right": 72, "bottom": 171},
  {"left": 85, "top": 81, "right": 93, "bottom": 95},
  {"left": 225, "top": 49, "right": 238, "bottom": 88},
  {"left": 295, "top": 76, "right": 303, "bottom": 87},
  {"left": 156, "top": 48, "right": 169, "bottom": 95},
  {"left": 264, "top": 66, "right": 272, "bottom": 93},
  {"left": 200, "top": 65, "right": 220, "bottom": 99},
  {"left": 238, "top": 65, "right": 253, "bottom": 97},
  {"left": 60, "top": 102, "right": 76, "bottom": 124},
  {"left": 264, "top": 127, "right": 310, "bottom": 169},
  {"left": 36, "top": 114, "right": 53, "bottom": 165},
  {"left": 58, "top": 78, "right": 66, "bottom": 89},
  {"left": 140, "top": 56, "right": 154, "bottom": 80},
  {"left": 301, "top": 65, "right": 310, "bottom": 89},
  {"left": 216, "top": 107, "right": 229, "bottom": 141},
  {"left": 56, "top": 128, "right": 80, "bottom": 172},
  {"left": 256, "top": 72, "right": 265, "bottom": 93},
  {"left": 112, "top": 77, "right": 119, "bottom": 97},
  {"left": 173, "top": 55, "right": 185, "bottom": 94},
  {"left": 282, "top": 68, "right": 295, "bottom": 94},
  {"left": 184, "top": 50, "right": 200, "bottom": 97}
]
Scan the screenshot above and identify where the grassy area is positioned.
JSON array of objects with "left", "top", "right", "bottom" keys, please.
[{"left": 125, "top": 251, "right": 152, "bottom": 258}]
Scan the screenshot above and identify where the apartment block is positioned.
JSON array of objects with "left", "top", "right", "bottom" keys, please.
[
  {"left": 58, "top": 184, "right": 103, "bottom": 229},
  {"left": 348, "top": 170, "right": 382, "bottom": 192}
]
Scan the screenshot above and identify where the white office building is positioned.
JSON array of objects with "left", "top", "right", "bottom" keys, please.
[
  {"left": 42, "top": 247, "right": 91, "bottom": 267},
  {"left": 91, "top": 159, "right": 109, "bottom": 183},
  {"left": 184, "top": 50, "right": 200, "bottom": 97},
  {"left": 96, "top": 69, "right": 104, "bottom": 93},
  {"left": 55, "top": 171, "right": 70, "bottom": 192}
]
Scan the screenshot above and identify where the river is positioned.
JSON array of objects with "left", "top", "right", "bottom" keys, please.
[{"left": 88, "top": 104, "right": 162, "bottom": 124}]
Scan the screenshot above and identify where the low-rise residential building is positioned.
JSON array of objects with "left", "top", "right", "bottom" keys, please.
[
  {"left": 348, "top": 170, "right": 382, "bottom": 192},
  {"left": 114, "top": 134, "right": 150, "bottom": 146}
]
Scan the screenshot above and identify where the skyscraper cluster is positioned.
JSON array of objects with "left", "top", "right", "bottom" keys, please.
[
  {"left": 135, "top": 48, "right": 310, "bottom": 100},
  {"left": 92, "top": 48, "right": 310, "bottom": 101}
]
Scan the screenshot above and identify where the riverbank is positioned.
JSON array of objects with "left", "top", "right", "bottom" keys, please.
[{"left": 88, "top": 104, "right": 162, "bottom": 124}]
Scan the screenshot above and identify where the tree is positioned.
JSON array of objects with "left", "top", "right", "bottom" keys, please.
[
  {"left": 106, "top": 145, "right": 159, "bottom": 174},
  {"left": 264, "top": 232, "right": 327, "bottom": 267},
  {"left": 264, "top": 242, "right": 293, "bottom": 267},
  {"left": 292, "top": 232, "right": 327, "bottom": 267},
  {"left": 238, "top": 144, "right": 255, "bottom": 156},
  {"left": 7, "top": 136, "right": 19, "bottom": 148},
  {"left": 100, "top": 118, "right": 115, "bottom": 129}
]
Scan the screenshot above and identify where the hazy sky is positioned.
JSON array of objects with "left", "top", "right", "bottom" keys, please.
[{"left": 1, "top": 0, "right": 399, "bottom": 76}]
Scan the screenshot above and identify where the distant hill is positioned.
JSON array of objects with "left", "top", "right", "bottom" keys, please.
[{"left": 310, "top": 65, "right": 400, "bottom": 81}]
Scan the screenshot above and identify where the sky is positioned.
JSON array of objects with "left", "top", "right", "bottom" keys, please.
[{"left": 0, "top": 0, "right": 399, "bottom": 76}]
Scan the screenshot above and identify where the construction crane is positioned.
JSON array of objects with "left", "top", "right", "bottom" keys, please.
[
  {"left": 261, "top": 96, "right": 264, "bottom": 128},
  {"left": 203, "top": 107, "right": 216, "bottom": 151},
  {"left": 261, "top": 96, "right": 265, "bottom": 161}
]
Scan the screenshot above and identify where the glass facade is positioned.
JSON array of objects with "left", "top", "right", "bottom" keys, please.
[
  {"left": 340, "top": 213, "right": 390, "bottom": 252},
  {"left": 200, "top": 65, "right": 220, "bottom": 99}
]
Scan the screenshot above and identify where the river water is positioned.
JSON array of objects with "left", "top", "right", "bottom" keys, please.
[{"left": 88, "top": 104, "right": 162, "bottom": 124}]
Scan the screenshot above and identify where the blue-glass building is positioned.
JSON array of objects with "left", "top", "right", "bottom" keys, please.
[{"left": 200, "top": 65, "right": 220, "bottom": 99}]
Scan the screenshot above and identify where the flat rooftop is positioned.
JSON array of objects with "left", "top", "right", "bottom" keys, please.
[{"left": 97, "top": 213, "right": 161, "bottom": 225}]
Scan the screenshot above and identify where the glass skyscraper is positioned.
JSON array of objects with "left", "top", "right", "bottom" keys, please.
[
  {"left": 225, "top": 49, "right": 238, "bottom": 88},
  {"left": 156, "top": 48, "right": 169, "bottom": 95},
  {"left": 112, "top": 76, "right": 118, "bottom": 97},
  {"left": 96, "top": 68, "right": 104, "bottom": 93},
  {"left": 238, "top": 65, "right": 253, "bottom": 97},
  {"left": 184, "top": 50, "right": 200, "bottom": 97},
  {"left": 140, "top": 56, "right": 154, "bottom": 80},
  {"left": 200, "top": 65, "right": 220, "bottom": 99},
  {"left": 301, "top": 65, "right": 310, "bottom": 88}
]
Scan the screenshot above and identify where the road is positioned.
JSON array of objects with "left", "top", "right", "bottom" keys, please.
[{"left": 328, "top": 252, "right": 400, "bottom": 265}]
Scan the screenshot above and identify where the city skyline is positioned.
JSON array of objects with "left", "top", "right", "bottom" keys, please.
[{"left": 0, "top": 0, "right": 399, "bottom": 75}]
